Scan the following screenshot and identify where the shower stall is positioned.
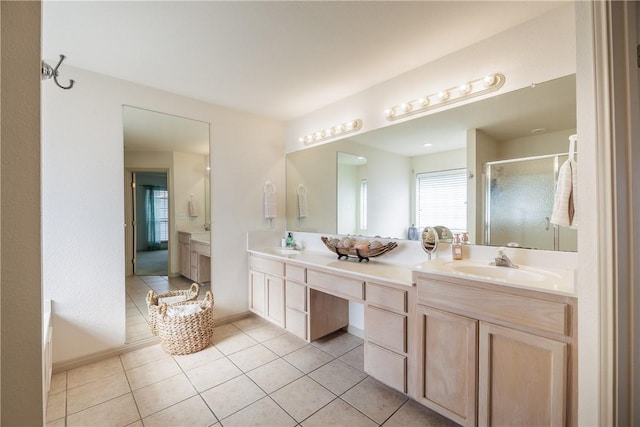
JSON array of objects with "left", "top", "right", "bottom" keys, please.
[{"left": 484, "top": 153, "right": 577, "bottom": 251}]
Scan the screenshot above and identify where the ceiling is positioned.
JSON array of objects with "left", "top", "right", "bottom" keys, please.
[{"left": 42, "top": 1, "right": 567, "bottom": 122}]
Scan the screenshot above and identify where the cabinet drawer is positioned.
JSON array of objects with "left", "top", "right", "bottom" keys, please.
[
  {"left": 307, "top": 269, "right": 364, "bottom": 300},
  {"left": 366, "top": 282, "right": 407, "bottom": 313},
  {"left": 191, "top": 241, "right": 210, "bottom": 257},
  {"left": 249, "top": 256, "right": 285, "bottom": 276},
  {"left": 365, "top": 342, "right": 407, "bottom": 393},
  {"left": 366, "top": 305, "right": 407, "bottom": 353},
  {"left": 285, "top": 307, "right": 308, "bottom": 340},
  {"left": 286, "top": 264, "right": 306, "bottom": 283},
  {"left": 286, "top": 281, "right": 307, "bottom": 312},
  {"left": 417, "top": 277, "right": 571, "bottom": 337}
]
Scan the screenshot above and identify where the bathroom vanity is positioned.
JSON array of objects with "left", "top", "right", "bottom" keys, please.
[
  {"left": 247, "top": 242, "right": 577, "bottom": 427},
  {"left": 178, "top": 231, "right": 211, "bottom": 283}
]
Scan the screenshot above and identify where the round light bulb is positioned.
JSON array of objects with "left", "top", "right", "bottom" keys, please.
[
  {"left": 400, "top": 103, "right": 412, "bottom": 113},
  {"left": 459, "top": 83, "right": 471, "bottom": 95},
  {"left": 385, "top": 108, "right": 395, "bottom": 118},
  {"left": 438, "top": 90, "right": 449, "bottom": 101},
  {"left": 418, "top": 97, "right": 429, "bottom": 107},
  {"left": 483, "top": 74, "right": 497, "bottom": 87},
  {"left": 327, "top": 128, "right": 335, "bottom": 136}
]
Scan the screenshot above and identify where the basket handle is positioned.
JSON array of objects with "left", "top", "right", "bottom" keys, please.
[
  {"left": 146, "top": 289, "right": 155, "bottom": 305},
  {"left": 190, "top": 282, "right": 199, "bottom": 294},
  {"left": 204, "top": 291, "right": 213, "bottom": 304},
  {"left": 159, "top": 303, "right": 168, "bottom": 316}
]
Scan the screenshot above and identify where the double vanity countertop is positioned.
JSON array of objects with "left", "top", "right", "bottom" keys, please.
[{"left": 248, "top": 246, "right": 576, "bottom": 297}]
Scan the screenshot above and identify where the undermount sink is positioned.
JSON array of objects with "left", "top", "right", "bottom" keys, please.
[
  {"left": 441, "top": 260, "right": 564, "bottom": 284},
  {"left": 266, "top": 247, "right": 301, "bottom": 256}
]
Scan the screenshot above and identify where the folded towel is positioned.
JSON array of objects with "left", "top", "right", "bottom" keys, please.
[
  {"left": 264, "top": 181, "right": 277, "bottom": 219},
  {"left": 551, "top": 136, "right": 578, "bottom": 228},
  {"left": 166, "top": 304, "right": 201, "bottom": 317},
  {"left": 297, "top": 184, "right": 308, "bottom": 218}
]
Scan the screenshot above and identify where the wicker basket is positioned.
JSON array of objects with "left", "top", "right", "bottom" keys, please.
[
  {"left": 146, "top": 283, "right": 200, "bottom": 336},
  {"left": 156, "top": 291, "right": 214, "bottom": 355}
]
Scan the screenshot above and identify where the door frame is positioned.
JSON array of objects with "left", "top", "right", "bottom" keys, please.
[{"left": 124, "top": 168, "right": 171, "bottom": 276}]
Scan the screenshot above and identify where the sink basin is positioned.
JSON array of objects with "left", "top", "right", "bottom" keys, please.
[
  {"left": 444, "top": 264, "right": 546, "bottom": 282},
  {"left": 266, "top": 247, "right": 301, "bottom": 256}
]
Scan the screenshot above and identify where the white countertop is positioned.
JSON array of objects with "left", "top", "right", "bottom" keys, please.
[{"left": 248, "top": 247, "right": 415, "bottom": 286}]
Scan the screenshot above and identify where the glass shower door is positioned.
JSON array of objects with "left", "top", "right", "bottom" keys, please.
[{"left": 485, "top": 154, "right": 577, "bottom": 251}]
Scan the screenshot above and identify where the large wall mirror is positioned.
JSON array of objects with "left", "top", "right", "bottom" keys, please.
[{"left": 286, "top": 74, "right": 577, "bottom": 251}]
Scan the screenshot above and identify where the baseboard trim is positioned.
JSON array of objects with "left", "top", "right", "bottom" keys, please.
[
  {"left": 347, "top": 324, "right": 364, "bottom": 339},
  {"left": 52, "top": 311, "right": 254, "bottom": 373}
]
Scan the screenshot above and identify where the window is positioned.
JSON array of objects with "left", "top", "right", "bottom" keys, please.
[
  {"left": 360, "top": 179, "right": 368, "bottom": 230},
  {"left": 153, "top": 189, "right": 169, "bottom": 241},
  {"left": 416, "top": 169, "right": 467, "bottom": 231}
]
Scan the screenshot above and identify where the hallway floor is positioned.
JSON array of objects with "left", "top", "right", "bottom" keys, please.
[{"left": 46, "top": 315, "right": 459, "bottom": 426}]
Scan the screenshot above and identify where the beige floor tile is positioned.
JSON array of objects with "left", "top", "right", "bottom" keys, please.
[
  {"left": 124, "top": 421, "right": 144, "bottom": 427},
  {"left": 67, "top": 393, "right": 140, "bottom": 427},
  {"left": 262, "top": 332, "right": 308, "bottom": 356},
  {"left": 67, "top": 371, "right": 130, "bottom": 415},
  {"left": 232, "top": 316, "right": 269, "bottom": 332},
  {"left": 301, "top": 398, "right": 378, "bottom": 427},
  {"left": 142, "top": 395, "right": 218, "bottom": 427},
  {"left": 244, "top": 323, "right": 287, "bottom": 342},
  {"left": 213, "top": 332, "right": 259, "bottom": 355},
  {"left": 126, "top": 356, "right": 182, "bottom": 390},
  {"left": 382, "top": 398, "right": 461, "bottom": 426},
  {"left": 126, "top": 314, "right": 148, "bottom": 326},
  {"left": 46, "top": 391, "right": 66, "bottom": 422},
  {"left": 341, "top": 377, "right": 408, "bottom": 424},
  {"left": 270, "top": 376, "right": 335, "bottom": 422},
  {"left": 283, "top": 344, "right": 334, "bottom": 373},
  {"left": 172, "top": 343, "right": 225, "bottom": 371},
  {"left": 311, "top": 330, "right": 364, "bottom": 357},
  {"left": 308, "top": 359, "right": 367, "bottom": 395},
  {"left": 127, "top": 307, "right": 143, "bottom": 318},
  {"left": 200, "top": 374, "right": 266, "bottom": 420},
  {"left": 67, "top": 356, "right": 124, "bottom": 389},
  {"left": 246, "top": 358, "right": 304, "bottom": 394},
  {"left": 120, "top": 344, "right": 167, "bottom": 370},
  {"left": 227, "top": 344, "right": 279, "bottom": 372},
  {"left": 127, "top": 322, "right": 153, "bottom": 336},
  {"left": 46, "top": 417, "right": 66, "bottom": 427},
  {"left": 212, "top": 323, "right": 243, "bottom": 339},
  {"left": 221, "top": 396, "right": 296, "bottom": 427},
  {"left": 49, "top": 372, "right": 67, "bottom": 395},
  {"left": 338, "top": 344, "right": 365, "bottom": 372},
  {"left": 185, "top": 356, "right": 243, "bottom": 392},
  {"left": 133, "top": 374, "right": 196, "bottom": 418}
]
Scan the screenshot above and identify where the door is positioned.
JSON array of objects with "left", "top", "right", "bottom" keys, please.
[{"left": 124, "top": 171, "right": 137, "bottom": 276}]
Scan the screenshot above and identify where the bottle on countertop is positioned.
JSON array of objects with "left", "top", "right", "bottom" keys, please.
[
  {"left": 452, "top": 233, "right": 463, "bottom": 260},
  {"left": 286, "top": 232, "right": 294, "bottom": 247},
  {"left": 408, "top": 224, "right": 419, "bottom": 241}
]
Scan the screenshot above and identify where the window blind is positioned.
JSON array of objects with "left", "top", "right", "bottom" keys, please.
[{"left": 416, "top": 169, "right": 467, "bottom": 231}]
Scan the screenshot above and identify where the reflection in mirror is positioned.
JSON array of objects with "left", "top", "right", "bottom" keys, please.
[
  {"left": 123, "top": 106, "right": 211, "bottom": 343},
  {"left": 337, "top": 153, "right": 368, "bottom": 235},
  {"left": 421, "top": 227, "right": 439, "bottom": 260},
  {"left": 286, "top": 74, "right": 577, "bottom": 251}
]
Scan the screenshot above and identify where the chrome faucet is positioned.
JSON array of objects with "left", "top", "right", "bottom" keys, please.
[{"left": 491, "top": 247, "right": 518, "bottom": 268}]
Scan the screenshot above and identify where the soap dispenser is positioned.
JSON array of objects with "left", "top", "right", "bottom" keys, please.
[{"left": 452, "top": 234, "right": 463, "bottom": 260}]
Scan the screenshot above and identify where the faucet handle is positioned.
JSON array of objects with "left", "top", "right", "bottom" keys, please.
[{"left": 496, "top": 247, "right": 507, "bottom": 257}]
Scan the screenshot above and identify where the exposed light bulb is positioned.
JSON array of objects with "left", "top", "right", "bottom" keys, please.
[
  {"left": 459, "top": 83, "right": 471, "bottom": 95},
  {"left": 385, "top": 108, "right": 395, "bottom": 118},
  {"left": 423, "top": 143, "right": 432, "bottom": 147},
  {"left": 438, "top": 91, "right": 449, "bottom": 101},
  {"left": 400, "top": 103, "right": 412, "bottom": 113},
  {"left": 418, "top": 97, "right": 429, "bottom": 107},
  {"left": 483, "top": 74, "right": 497, "bottom": 87}
]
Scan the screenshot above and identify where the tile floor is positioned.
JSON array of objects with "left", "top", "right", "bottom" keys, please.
[
  {"left": 126, "top": 275, "right": 196, "bottom": 343},
  {"left": 47, "top": 314, "right": 460, "bottom": 427}
]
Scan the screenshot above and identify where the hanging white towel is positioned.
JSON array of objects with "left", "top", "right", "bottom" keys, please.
[
  {"left": 188, "top": 197, "right": 199, "bottom": 217},
  {"left": 551, "top": 135, "right": 578, "bottom": 228},
  {"left": 297, "top": 184, "right": 308, "bottom": 218},
  {"left": 263, "top": 181, "right": 277, "bottom": 219}
]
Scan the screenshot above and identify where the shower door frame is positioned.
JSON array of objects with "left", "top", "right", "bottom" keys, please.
[{"left": 484, "top": 152, "right": 567, "bottom": 250}]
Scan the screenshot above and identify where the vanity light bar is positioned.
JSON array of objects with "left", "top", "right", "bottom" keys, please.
[
  {"left": 299, "top": 119, "right": 363, "bottom": 145},
  {"left": 384, "top": 73, "right": 506, "bottom": 121}
]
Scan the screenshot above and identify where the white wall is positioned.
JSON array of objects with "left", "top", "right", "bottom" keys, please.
[{"left": 43, "top": 67, "right": 285, "bottom": 363}]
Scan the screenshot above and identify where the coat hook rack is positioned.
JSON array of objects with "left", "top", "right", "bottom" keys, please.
[{"left": 41, "top": 54, "right": 75, "bottom": 90}]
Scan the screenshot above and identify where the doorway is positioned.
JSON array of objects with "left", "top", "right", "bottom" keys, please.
[{"left": 131, "top": 171, "right": 169, "bottom": 276}]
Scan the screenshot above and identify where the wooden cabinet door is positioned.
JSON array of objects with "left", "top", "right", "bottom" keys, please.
[
  {"left": 179, "top": 242, "right": 191, "bottom": 278},
  {"left": 478, "top": 322, "right": 567, "bottom": 427},
  {"left": 265, "top": 275, "right": 285, "bottom": 327},
  {"left": 418, "top": 305, "right": 477, "bottom": 427},
  {"left": 249, "top": 270, "right": 265, "bottom": 316}
]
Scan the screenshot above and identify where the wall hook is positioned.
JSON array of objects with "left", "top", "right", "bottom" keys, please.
[{"left": 41, "top": 54, "right": 75, "bottom": 90}]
